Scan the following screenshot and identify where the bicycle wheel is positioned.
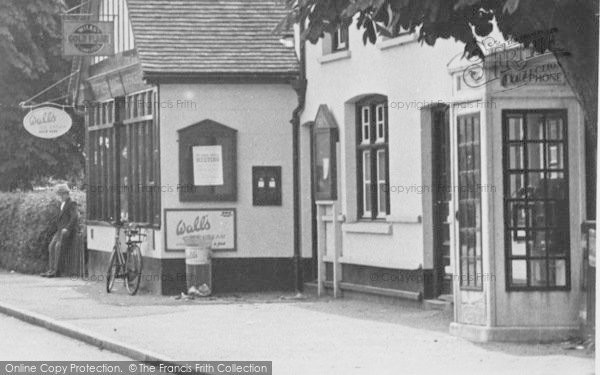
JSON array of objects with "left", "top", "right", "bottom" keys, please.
[
  {"left": 125, "top": 244, "right": 143, "bottom": 295},
  {"left": 106, "top": 248, "right": 118, "bottom": 293}
]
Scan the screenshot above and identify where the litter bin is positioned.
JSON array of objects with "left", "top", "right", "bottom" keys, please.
[{"left": 183, "top": 235, "right": 212, "bottom": 296}]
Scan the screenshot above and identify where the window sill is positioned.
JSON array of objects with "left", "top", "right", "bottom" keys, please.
[
  {"left": 342, "top": 221, "right": 392, "bottom": 235},
  {"left": 376, "top": 34, "right": 418, "bottom": 51},
  {"left": 318, "top": 50, "right": 351, "bottom": 64}
]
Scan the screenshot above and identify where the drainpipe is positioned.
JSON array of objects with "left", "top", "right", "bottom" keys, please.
[{"left": 291, "top": 22, "right": 307, "bottom": 293}]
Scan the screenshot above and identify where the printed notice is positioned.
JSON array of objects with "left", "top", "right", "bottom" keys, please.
[{"left": 192, "top": 145, "right": 224, "bottom": 186}]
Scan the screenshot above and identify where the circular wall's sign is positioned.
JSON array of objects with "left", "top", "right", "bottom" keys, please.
[
  {"left": 23, "top": 107, "right": 72, "bottom": 139},
  {"left": 68, "top": 23, "right": 110, "bottom": 54}
]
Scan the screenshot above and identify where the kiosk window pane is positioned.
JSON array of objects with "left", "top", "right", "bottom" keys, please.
[
  {"left": 503, "top": 110, "right": 569, "bottom": 291},
  {"left": 457, "top": 113, "right": 482, "bottom": 290}
]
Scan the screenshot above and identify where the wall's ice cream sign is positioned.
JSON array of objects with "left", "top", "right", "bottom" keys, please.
[
  {"left": 63, "top": 21, "right": 114, "bottom": 56},
  {"left": 23, "top": 107, "right": 72, "bottom": 139},
  {"left": 165, "top": 209, "right": 236, "bottom": 251}
]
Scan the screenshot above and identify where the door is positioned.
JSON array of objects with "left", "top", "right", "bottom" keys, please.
[{"left": 432, "top": 106, "right": 453, "bottom": 297}]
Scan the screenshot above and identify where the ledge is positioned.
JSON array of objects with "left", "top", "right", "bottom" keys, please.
[
  {"left": 317, "top": 281, "right": 422, "bottom": 301},
  {"left": 376, "top": 34, "right": 418, "bottom": 50},
  {"left": 342, "top": 221, "right": 392, "bottom": 235},
  {"left": 317, "top": 50, "right": 352, "bottom": 64}
]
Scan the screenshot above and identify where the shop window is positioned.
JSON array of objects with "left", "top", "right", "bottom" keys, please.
[
  {"left": 356, "top": 96, "right": 389, "bottom": 220},
  {"left": 456, "top": 113, "right": 483, "bottom": 290},
  {"left": 121, "top": 89, "right": 160, "bottom": 226},
  {"left": 503, "top": 110, "right": 570, "bottom": 291},
  {"left": 87, "top": 100, "right": 116, "bottom": 222},
  {"left": 178, "top": 120, "right": 237, "bottom": 202},
  {"left": 86, "top": 89, "right": 161, "bottom": 228}
]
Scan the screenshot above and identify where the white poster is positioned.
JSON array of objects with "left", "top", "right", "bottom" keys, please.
[
  {"left": 192, "top": 145, "right": 224, "bottom": 186},
  {"left": 165, "top": 209, "right": 236, "bottom": 251}
]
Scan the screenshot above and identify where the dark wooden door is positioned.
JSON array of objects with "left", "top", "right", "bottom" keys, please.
[{"left": 432, "top": 107, "right": 452, "bottom": 297}]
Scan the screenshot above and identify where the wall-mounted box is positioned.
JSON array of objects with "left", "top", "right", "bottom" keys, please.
[{"left": 252, "top": 166, "right": 281, "bottom": 206}]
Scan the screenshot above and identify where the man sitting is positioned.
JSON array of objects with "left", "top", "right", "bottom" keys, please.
[{"left": 41, "top": 184, "right": 79, "bottom": 278}]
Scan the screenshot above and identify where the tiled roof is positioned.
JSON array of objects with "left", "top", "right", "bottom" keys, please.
[{"left": 127, "top": 0, "right": 299, "bottom": 79}]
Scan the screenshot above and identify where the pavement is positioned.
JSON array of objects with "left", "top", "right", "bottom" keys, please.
[
  {"left": 0, "top": 270, "right": 594, "bottom": 375},
  {"left": 0, "top": 315, "right": 129, "bottom": 360}
]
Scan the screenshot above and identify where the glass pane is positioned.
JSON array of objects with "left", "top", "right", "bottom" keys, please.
[
  {"left": 509, "top": 173, "right": 526, "bottom": 198},
  {"left": 511, "top": 260, "right": 527, "bottom": 286},
  {"left": 364, "top": 183, "right": 371, "bottom": 212},
  {"left": 546, "top": 143, "right": 563, "bottom": 169},
  {"left": 526, "top": 113, "right": 544, "bottom": 140},
  {"left": 458, "top": 118, "right": 466, "bottom": 143},
  {"left": 465, "top": 117, "right": 473, "bottom": 142},
  {"left": 460, "top": 257, "right": 468, "bottom": 284},
  {"left": 548, "top": 259, "right": 567, "bottom": 286},
  {"left": 530, "top": 202, "right": 547, "bottom": 228},
  {"left": 377, "top": 150, "right": 386, "bottom": 181},
  {"left": 529, "top": 231, "right": 547, "bottom": 256},
  {"left": 377, "top": 105, "right": 384, "bottom": 122},
  {"left": 363, "top": 151, "right": 371, "bottom": 180},
  {"left": 546, "top": 117, "right": 563, "bottom": 140},
  {"left": 473, "top": 144, "right": 480, "bottom": 170},
  {"left": 547, "top": 229, "right": 568, "bottom": 256},
  {"left": 526, "top": 172, "right": 546, "bottom": 198},
  {"left": 508, "top": 116, "right": 524, "bottom": 140},
  {"left": 530, "top": 259, "right": 547, "bottom": 287},
  {"left": 468, "top": 260, "right": 476, "bottom": 284},
  {"left": 527, "top": 143, "right": 544, "bottom": 169},
  {"left": 509, "top": 202, "right": 528, "bottom": 228},
  {"left": 509, "top": 145, "right": 524, "bottom": 169},
  {"left": 379, "top": 183, "right": 387, "bottom": 214},
  {"left": 510, "top": 230, "right": 527, "bottom": 255},
  {"left": 546, "top": 173, "right": 566, "bottom": 199}
]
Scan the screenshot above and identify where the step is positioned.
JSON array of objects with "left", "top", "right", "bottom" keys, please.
[{"left": 423, "top": 298, "right": 453, "bottom": 311}]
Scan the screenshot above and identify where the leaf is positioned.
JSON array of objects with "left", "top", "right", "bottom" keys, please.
[{"left": 502, "top": 0, "right": 520, "bottom": 14}]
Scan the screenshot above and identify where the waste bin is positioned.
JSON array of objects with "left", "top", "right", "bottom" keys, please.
[{"left": 183, "top": 235, "right": 212, "bottom": 296}]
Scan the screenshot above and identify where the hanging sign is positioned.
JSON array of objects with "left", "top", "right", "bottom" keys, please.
[
  {"left": 23, "top": 107, "right": 72, "bottom": 139},
  {"left": 192, "top": 145, "right": 224, "bottom": 186},
  {"left": 63, "top": 20, "right": 114, "bottom": 56}
]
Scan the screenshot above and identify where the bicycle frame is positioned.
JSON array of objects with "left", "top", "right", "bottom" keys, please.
[{"left": 112, "top": 226, "right": 127, "bottom": 267}]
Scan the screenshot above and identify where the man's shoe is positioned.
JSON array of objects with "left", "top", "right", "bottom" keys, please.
[
  {"left": 40, "top": 272, "right": 49, "bottom": 277},
  {"left": 46, "top": 272, "right": 57, "bottom": 278}
]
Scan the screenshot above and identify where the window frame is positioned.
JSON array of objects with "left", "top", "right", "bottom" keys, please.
[
  {"left": 356, "top": 96, "right": 390, "bottom": 220},
  {"left": 502, "top": 109, "right": 571, "bottom": 292},
  {"left": 456, "top": 113, "right": 483, "bottom": 291},
  {"left": 332, "top": 26, "right": 349, "bottom": 52},
  {"left": 86, "top": 88, "right": 161, "bottom": 229}
]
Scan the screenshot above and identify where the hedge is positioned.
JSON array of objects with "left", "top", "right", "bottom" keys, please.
[{"left": 0, "top": 190, "right": 85, "bottom": 274}]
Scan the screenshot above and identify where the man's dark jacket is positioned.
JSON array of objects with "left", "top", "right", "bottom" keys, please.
[{"left": 52, "top": 198, "right": 79, "bottom": 237}]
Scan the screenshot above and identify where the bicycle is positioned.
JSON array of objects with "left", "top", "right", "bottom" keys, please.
[{"left": 106, "top": 221, "right": 144, "bottom": 295}]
